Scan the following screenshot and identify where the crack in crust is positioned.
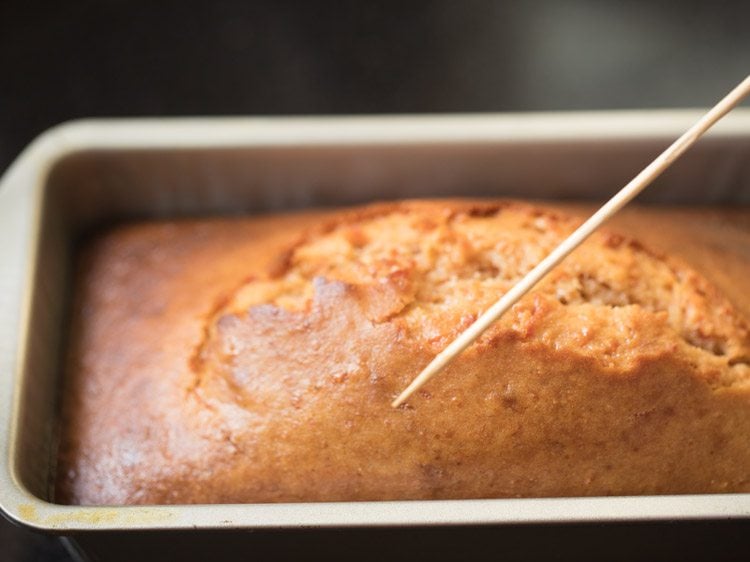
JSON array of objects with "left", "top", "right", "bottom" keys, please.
[{"left": 190, "top": 201, "right": 750, "bottom": 398}]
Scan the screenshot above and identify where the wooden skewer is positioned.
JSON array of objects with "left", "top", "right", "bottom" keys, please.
[{"left": 392, "top": 75, "right": 750, "bottom": 408}]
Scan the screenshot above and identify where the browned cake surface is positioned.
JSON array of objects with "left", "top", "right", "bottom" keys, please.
[{"left": 56, "top": 200, "right": 750, "bottom": 505}]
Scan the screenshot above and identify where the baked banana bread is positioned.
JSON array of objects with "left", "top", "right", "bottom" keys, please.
[{"left": 57, "top": 200, "right": 750, "bottom": 505}]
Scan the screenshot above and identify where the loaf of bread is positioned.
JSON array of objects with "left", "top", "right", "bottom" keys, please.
[{"left": 56, "top": 200, "right": 750, "bottom": 505}]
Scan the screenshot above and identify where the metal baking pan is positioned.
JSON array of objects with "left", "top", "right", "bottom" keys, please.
[{"left": 1, "top": 112, "right": 749, "bottom": 561}]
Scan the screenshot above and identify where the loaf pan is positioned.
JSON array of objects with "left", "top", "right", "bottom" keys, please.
[{"left": 1, "top": 113, "right": 749, "bottom": 560}]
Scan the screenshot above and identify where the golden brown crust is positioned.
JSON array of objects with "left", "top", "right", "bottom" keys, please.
[{"left": 56, "top": 200, "right": 750, "bottom": 505}]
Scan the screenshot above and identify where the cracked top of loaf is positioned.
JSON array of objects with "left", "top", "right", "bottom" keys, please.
[{"left": 197, "top": 201, "right": 749, "bottom": 392}]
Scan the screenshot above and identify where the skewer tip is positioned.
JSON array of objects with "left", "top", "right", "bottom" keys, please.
[{"left": 391, "top": 360, "right": 444, "bottom": 408}]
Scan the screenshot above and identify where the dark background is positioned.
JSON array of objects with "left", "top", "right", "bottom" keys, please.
[
  {"left": 2, "top": 0, "right": 750, "bottom": 173},
  {"left": 1, "top": 1, "right": 749, "bottom": 560}
]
